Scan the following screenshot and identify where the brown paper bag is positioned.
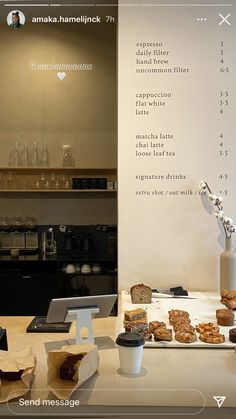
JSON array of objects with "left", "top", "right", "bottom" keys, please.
[
  {"left": 47, "top": 344, "right": 99, "bottom": 400},
  {"left": 0, "top": 347, "right": 36, "bottom": 403}
]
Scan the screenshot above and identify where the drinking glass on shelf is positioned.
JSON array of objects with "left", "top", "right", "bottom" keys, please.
[
  {"left": 40, "top": 144, "right": 50, "bottom": 167},
  {"left": 21, "top": 143, "right": 29, "bottom": 167},
  {"left": 62, "top": 145, "right": 75, "bottom": 167},
  {"left": 30, "top": 142, "right": 39, "bottom": 167},
  {"left": 61, "top": 174, "right": 71, "bottom": 189},
  {"left": 9, "top": 142, "right": 21, "bottom": 167}
]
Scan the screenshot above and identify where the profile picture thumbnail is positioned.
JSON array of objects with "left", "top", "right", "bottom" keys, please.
[{"left": 7, "top": 10, "right": 25, "bottom": 29}]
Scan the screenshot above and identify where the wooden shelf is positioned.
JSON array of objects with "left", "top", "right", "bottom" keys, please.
[
  {"left": 0, "top": 189, "right": 117, "bottom": 193},
  {"left": 0, "top": 167, "right": 116, "bottom": 174},
  {"left": 0, "top": 167, "right": 117, "bottom": 194}
]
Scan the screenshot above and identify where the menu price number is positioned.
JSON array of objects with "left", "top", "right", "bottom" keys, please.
[
  {"left": 219, "top": 91, "right": 229, "bottom": 114},
  {"left": 219, "top": 41, "right": 229, "bottom": 73},
  {"left": 219, "top": 174, "right": 228, "bottom": 180},
  {"left": 219, "top": 189, "right": 228, "bottom": 197},
  {"left": 219, "top": 150, "right": 229, "bottom": 157},
  {"left": 220, "top": 67, "right": 229, "bottom": 73}
]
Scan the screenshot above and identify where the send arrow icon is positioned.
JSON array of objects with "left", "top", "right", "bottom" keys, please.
[{"left": 213, "top": 396, "right": 226, "bottom": 408}]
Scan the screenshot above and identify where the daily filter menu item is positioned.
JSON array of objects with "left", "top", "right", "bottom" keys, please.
[{"left": 118, "top": 0, "right": 236, "bottom": 290}]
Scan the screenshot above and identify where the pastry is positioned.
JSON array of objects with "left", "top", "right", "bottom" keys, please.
[
  {"left": 195, "top": 323, "right": 220, "bottom": 334},
  {"left": 221, "top": 290, "right": 236, "bottom": 310},
  {"left": 124, "top": 319, "right": 148, "bottom": 333},
  {"left": 175, "top": 330, "right": 197, "bottom": 343},
  {"left": 0, "top": 369, "right": 23, "bottom": 381},
  {"left": 199, "top": 332, "right": 225, "bottom": 344},
  {"left": 168, "top": 310, "right": 189, "bottom": 318},
  {"left": 173, "top": 323, "right": 195, "bottom": 333},
  {"left": 124, "top": 308, "right": 147, "bottom": 322},
  {"left": 130, "top": 284, "right": 152, "bottom": 304},
  {"left": 149, "top": 321, "right": 166, "bottom": 333},
  {"left": 59, "top": 353, "right": 86, "bottom": 381},
  {"left": 169, "top": 316, "right": 191, "bottom": 327},
  {"left": 139, "top": 330, "right": 153, "bottom": 341},
  {"left": 216, "top": 308, "right": 234, "bottom": 326},
  {"left": 154, "top": 328, "right": 172, "bottom": 342},
  {"left": 229, "top": 328, "right": 236, "bottom": 343}
]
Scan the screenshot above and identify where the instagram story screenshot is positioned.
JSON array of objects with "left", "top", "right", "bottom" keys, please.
[{"left": 0, "top": 0, "right": 236, "bottom": 418}]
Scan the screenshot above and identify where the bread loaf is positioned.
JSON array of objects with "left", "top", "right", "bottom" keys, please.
[{"left": 130, "top": 283, "right": 152, "bottom": 304}]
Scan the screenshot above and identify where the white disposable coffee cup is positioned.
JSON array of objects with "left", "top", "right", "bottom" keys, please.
[{"left": 116, "top": 332, "right": 145, "bottom": 375}]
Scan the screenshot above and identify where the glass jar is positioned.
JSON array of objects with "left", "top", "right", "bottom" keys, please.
[{"left": 62, "top": 145, "right": 75, "bottom": 167}]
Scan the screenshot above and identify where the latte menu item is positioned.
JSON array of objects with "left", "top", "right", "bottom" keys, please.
[
  {"left": 216, "top": 309, "right": 234, "bottom": 326},
  {"left": 130, "top": 283, "right": 152, "bottom": 304}
]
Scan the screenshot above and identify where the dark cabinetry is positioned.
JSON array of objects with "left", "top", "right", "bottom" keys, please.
[
  {"left": 0, "top": 225, "right": 118, "bottom": 316},
  {"left": 0, "top": 262, "right": 60, "bottom": 316}
]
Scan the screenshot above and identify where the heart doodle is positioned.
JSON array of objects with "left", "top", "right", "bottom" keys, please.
[{"left": 57, "top": 72, "right": 66, "bottom": 80}]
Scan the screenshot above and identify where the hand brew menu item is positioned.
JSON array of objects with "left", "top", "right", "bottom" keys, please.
[{"left": 119, "top": 0, "right": 236, "bottom": 290}]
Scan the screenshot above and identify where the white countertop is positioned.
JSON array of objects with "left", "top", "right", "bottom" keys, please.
[{"left": 0, "top": 293, "right": 236, "bottom": 416}]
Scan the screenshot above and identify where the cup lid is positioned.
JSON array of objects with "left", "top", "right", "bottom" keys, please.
[{"left": 116, "top": 332, "right": 145, "bottom": 347}]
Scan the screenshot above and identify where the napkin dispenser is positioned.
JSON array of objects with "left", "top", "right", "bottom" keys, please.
[{"left": 0, "top": 328, "right": 8, "bottom": 351}]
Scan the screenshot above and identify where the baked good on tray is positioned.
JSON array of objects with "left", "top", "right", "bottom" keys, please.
[
  {"left": 169, "top": 316, "right": 191, "bottom": 327},
  {"left": 229, "top": 327, "right": 236, "bottom": 343},
  {"left": 124, "top": 319, "right": 148, "bottom": 333},
  {"left": 199, "top": 332, "right": 225, "bottom": 344},
  {"left": 149, "top": 321, "right": 166, "bottom": 333},
  {"left": 173, "top": 324, "right": 195, "bottom": 333},
  {"left": 130, "top": 283, "right": 152, "bottom": 304},
  {"left": 154, "top": 328, "right": 172, "bottom": 342},
  {"left": 124, "top": 308, "right": 147, "bottom": 322},
  {"left": 168, "top": 309, "right": 189, "bottom": 318},
  {"left": 229, "top": 328, "right": 236, "bottom": 343},
  {"left": 221, "top": 290, "right": 236, "bottom": 310},
  {"left": 195, "top": 323, "right": 219, "bottom": 334},
  {"left": 139, "top": 330, "right": 153, "bottom": 341},
  {"left": 216, "top": 308, "right": 234, "bottom": 326},
  {"left": 175, "top": 330, "right": 197, "bottom": 343}
]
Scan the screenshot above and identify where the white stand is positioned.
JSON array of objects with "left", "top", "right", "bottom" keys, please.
[{"left": 65, "top": 306, "right": 99, "bottom": 344}]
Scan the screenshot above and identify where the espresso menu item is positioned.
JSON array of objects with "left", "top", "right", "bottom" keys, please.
[
  {"left": 0, "top": 369, "right": 23, "bottom": 381},
  {"left": 59, "top": 353, "right": 86, "bottom": 381},
  {"left": 130, "top": 283, "right": 152, "bottom": 304}
]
